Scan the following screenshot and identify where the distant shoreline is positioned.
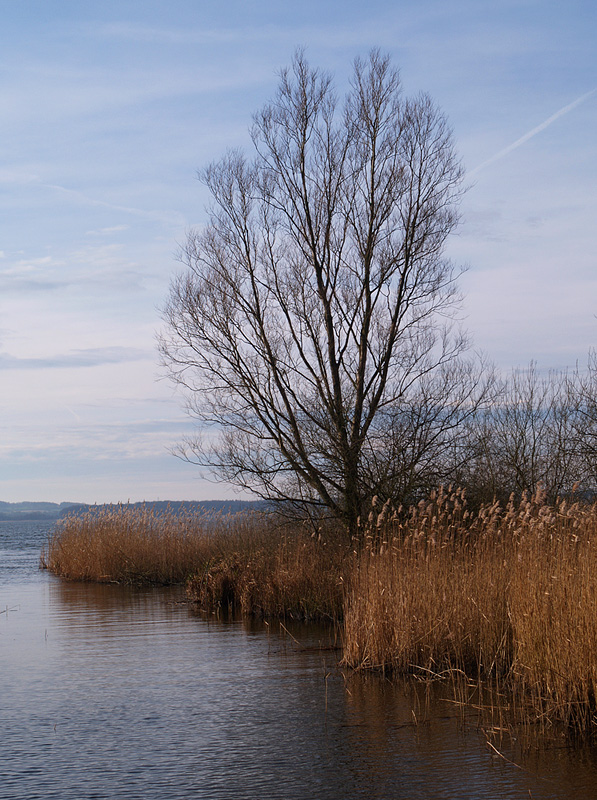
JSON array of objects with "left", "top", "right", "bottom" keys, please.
[{"left": 0, "top": 499, "right": 263, "bottom": 522}]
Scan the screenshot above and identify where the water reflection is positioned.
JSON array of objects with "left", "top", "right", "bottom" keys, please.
[{"left": 3, "top": 574, "right": 597, "bottom": 799}]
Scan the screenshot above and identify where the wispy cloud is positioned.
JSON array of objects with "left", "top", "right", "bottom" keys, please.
[
  {"left": 470, "top": 88, "right": 597, "bottom": 177},
  {"left": 0, "top": 246, "right": 149, "bottom": 294},
  {"left": 0, "top": 169, "right": 184, "bottom": 228},
  {"left": 85, "top": 225, "right": 130, "bottom": 236},
  {"left": 0, "top": 347, "right": 149, "bottom": 371},
  {"left": 0, "top": 417, "right": 191, "bottom": 462},
  {"left": 96, "top": 22, "right": 278, "bottom": 45},
  {"left": 92, "top": 19, "right": 401, "bottom": 51}
]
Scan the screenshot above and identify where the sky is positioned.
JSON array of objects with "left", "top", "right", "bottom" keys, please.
[{"left": 0, "top": 0, "right": 595, "bottom": 503}]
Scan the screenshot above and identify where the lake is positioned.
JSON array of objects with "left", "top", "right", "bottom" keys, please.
[{"left": 2, "top": 519, "right": 597, "bottom": 799}]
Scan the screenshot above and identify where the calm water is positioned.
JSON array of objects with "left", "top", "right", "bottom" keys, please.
[{"left": 2, "top": 520, "right": 597, "bottom": 799}]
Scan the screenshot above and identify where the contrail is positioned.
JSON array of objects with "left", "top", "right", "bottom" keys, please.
[
  {"left": 469, "top": 87, "right": 597, "bottom": 177},
  {"left": 40, "top": 181, "right": 185, "bottom": 227}
]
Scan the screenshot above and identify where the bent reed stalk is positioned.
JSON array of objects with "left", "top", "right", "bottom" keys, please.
[{"left": 43, "top": 491, "right": 597, "bottom": 736}]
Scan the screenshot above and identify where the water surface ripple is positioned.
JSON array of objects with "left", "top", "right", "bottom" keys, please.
[{"left": 2, "top": 520, "right": 597, "bottom": 799}]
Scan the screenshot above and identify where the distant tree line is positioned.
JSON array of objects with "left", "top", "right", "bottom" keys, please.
[
  {"left": 59, "top": 500, "right": 265, "bottom": 520},
  {"left": 0, "top": 500, "right": 266, "bottom": 522},
  {"left": 309, "top": 356, "right": 597, "bottom": 514},
  {"left": 337, "top": 356, "right": 597, "bottom": 512},
  {"left": 0, "top": 501, "right": 78, "bottom": 522},
  {"left": 454, "top": 357, "right": 597, "bottom": 508}
]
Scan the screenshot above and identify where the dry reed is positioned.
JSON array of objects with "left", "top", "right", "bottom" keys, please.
[
  {"left": 43, "top": 506, "right": 348, "bottom": 620},
  {"left": 186, "top": 520, "right": 349, "bottom": 620},
  {"left": 42, "top": 505, "right": 218, "bottom": 584},
  {"left": 342, "top": 487, "right": 597, "bottom": 736}
]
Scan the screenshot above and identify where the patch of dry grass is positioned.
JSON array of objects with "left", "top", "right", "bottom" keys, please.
[
  {"left": 186, "top": 519, "right": 349, "bottom": 620},
  {"left": 43, "top": 491, "right": 597, "bottom": 735}
]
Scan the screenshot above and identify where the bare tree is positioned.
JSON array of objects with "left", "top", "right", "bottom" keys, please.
[{"left": 160, "top": 50, "right": 488, "bottom": 535}]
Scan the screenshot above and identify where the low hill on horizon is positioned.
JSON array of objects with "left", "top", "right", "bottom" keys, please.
[
  {"left": 0, "top": 501, "right": 79, "bottom": 521},
  {"left": 0, "top": 499, "right": 263, "bottom": 522}
]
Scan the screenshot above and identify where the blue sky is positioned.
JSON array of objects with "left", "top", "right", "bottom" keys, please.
[{"left": 1, "top": 0, "right": 595, "bottom": 503}]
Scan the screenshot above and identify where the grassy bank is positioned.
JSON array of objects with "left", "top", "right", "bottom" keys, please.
[{"left": 43, "top": 492, "right": 597, "bottom": 736}]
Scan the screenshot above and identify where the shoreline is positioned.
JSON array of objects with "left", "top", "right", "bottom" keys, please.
[{"left": 43, "top": 490, "right": 597, "bottom": 740}]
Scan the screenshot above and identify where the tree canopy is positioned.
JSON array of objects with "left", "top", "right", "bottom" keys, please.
[{"left": 160, "top": 50, "right": 492, "bottom": 534}]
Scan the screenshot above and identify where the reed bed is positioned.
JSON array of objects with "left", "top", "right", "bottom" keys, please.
[
  {"left": 43, "top": 491, "right": 597, "bottom": 735},
  {"left": 43, "top": 506, "right": 348, "bottom": 619},
  {"left": 42, "top": 505, "right": 219, "bottom": 584},
  {"left": 186, "top": 520, "right": 348, "bottom": 620},
  {"left": 342, "top": 488, "right": 597, "bottom": 736}
]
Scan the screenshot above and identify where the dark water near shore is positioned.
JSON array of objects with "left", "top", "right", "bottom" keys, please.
[{"left": 2, "top": 520, "right": 597, "bottom": 799}]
